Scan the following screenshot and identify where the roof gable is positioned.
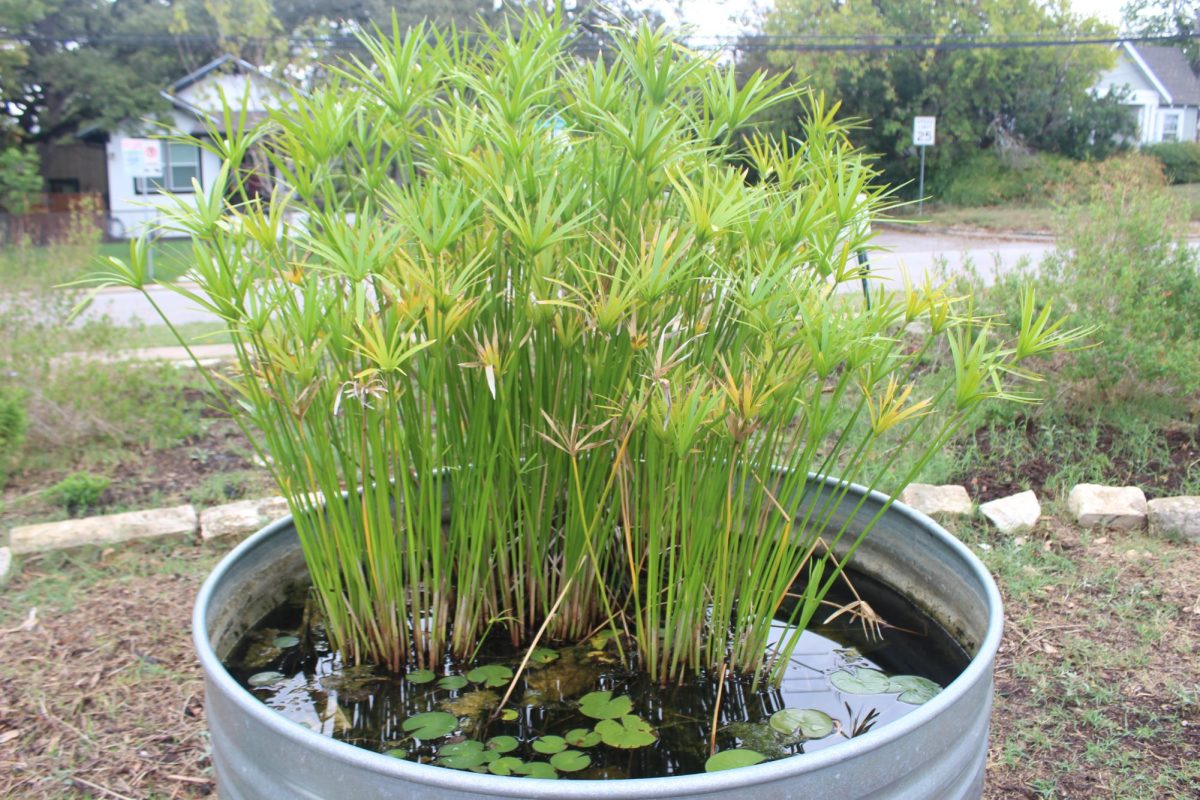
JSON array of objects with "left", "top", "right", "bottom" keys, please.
[{"left": 1129, "top": 43, "right": 1200, "bottom": 106}]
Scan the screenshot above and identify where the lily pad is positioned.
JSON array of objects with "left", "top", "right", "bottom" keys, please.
[
  {"left": 466, "top": 664, "right": 514, "bottom": 688},
  {"left": 578, "top": 690, "right": 633, "bottom": 720},
  {"left": 384, "top": 748, "right": 408, "bottom": 759},
  {"left": 889, "top": 674, "right": 942, "bottom": 705},
  {"left": 499, "top": 709, "right": 519, "bottom": 722},
  {"left": 489, "top": 756, "right": 525, "bottom": 776},
  {"left": 247, "top": 671, "right": 285, "bottom": 687},
  {"left": 486, "top": 735, "right": 519, "bottom": 754},
  {"left": 406, "top": 669, "right": 436, "bottom": 685},
  {"left": 401, "top": 711, "right": 458, "bottom": 740},
  {"left": 705, "top": 748, "right": 766, "bottom": 773},
  {"left": 769, "top": 708, "right": 835, "bottom": 739},
  {"left": 594, "top": 715, "right": 657, "bottom": 749},
  {"left": 565, "top": 728, "right": 602, "bottom": 748},
  {"left": 531, "top": 735, "right": 568, "bottom": 754},
  {"left": 830, "top": 668, "right": 892, "bottom": 695},
  {"left": 272, "top": 635, "right": 300, "bottom": 648},
  {"left": 549, "top": 750, "right": 592, "bottom": 772},
  {"left": 437, "top": 675, "right": 469, "bottom": 690},
  {"left": 438, "top": 740, "right": 487, "bottom": 769},
  {"left": 515, "top": 761, "right": 558, "bottom": 779},
  {"left": 529, "top": 647, "right": 559, "bottom": 664}
]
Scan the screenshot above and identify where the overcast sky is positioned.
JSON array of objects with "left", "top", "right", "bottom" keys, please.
[{"left": 667, "top": 0, "right": 1129, "bottom": 38}]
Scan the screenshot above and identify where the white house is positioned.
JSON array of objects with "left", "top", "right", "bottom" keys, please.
[
  {"left": 99, "top": 55, "right": 289, "bottom": 238},
  {"left": 1094, "top": 42, "right": 1200, "bottom": 145}
]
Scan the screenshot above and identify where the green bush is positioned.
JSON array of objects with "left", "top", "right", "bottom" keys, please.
[
  {"left": 44, "top": 471, "right": 111, "bottom": 516},
  {"left": 933, "top": 150, "right": 1077, "bottom": 206},
  {"left": 0, "top": 146, "right": 43, "bottom": 215},
  {"left": 1036, "top": 157, "right": 1200, "bottom": 406},
  {"left": 1144, "top": 141, "right": 1200, "bottom": 184},
  {"left": 0, "top": 386, "right": 28, "bottom": 488}
]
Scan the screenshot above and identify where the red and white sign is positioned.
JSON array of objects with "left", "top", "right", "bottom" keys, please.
[{"left": 121, "top": 138, "right": 164, "bottom": 178}]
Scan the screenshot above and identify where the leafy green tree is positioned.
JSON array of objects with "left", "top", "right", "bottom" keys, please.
[
  {"left": 757, "top": 0, "right": 1130, "bottom": 185},
  {"left": 1123, "top": 0, "right": 1199, "bottom": 66},
  {"left": 0, "top": 146, "right": 43, "bottom": 213}
]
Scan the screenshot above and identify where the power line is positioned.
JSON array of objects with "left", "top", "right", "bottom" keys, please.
[{"left": 1, "top": 29, "right": 1196, "bottom": 53}]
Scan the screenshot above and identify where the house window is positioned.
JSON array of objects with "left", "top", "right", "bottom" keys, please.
[
  {"left": 134, "top": 142, "right": 202, "bottom": 194},
  {"left": 1161, "top": 111, "right": 1181, "bottom": 142}
]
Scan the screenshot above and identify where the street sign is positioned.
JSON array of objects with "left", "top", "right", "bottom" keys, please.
[
  {"left": 913, "top": 116, "right": 936, "bottom": 147},
  {"left": 121, "top": 138, "right": 164, "bottom": 179}
]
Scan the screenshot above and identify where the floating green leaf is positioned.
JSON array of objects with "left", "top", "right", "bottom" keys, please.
[
  {"left": 705, "top": 749, "right": 766, "bottom": 773},
  {"left": 830, "top": 668, "right": 892, "bottom": 695},
  {"left": 578, "top": 690, "right": 633, "bottom": 720},
  {"left": 466, "top": 664, "right": 514, "bottom": 688},
  {"left": 889, "top": 674, "right": 942, "bottom": 705},
  {"left": 769, "top": 708, "right": 835, "bottom": 739},
  {"left": 384, "top": 748, "right": 407, "bottom": 759},
  {"left": 516, "top": 761, "right": 559, "bottom": 779},
  {"left": 247, "top": 671, "right": 285, "bottom": 687},
  {"left": 486, "top": 735, "right": 519, "bottom": 754},
  {"left": 489, "top": 756, "right": 524, "bottom": 776},
  {"left": 531, "top": 735, "right": 568, "bottom": 754},
  {"left": 499, "top": 709, "right": 519, "bottom": 722},
  {"left": 437, "top": 675, "right": 469, "bottom": 690},
  {"left": 406, "top": 669, "right": 436, "bottom": 685},
  {"left": 529, "top": 647, "right": 560, "bottom": 664},
  {"left": 594, "top": 715, "right": 657, "bottom": 749},
  {"left": 565, "top": 728, "right": 601, "bottom": 748},
  {"left": 549, "top": 750, "right": 591, "bottom": 772},
  {"left": 401, "top": 711, "right": 457, "bottom": 740},
  {"left": 437, "top": 740, "right": 487, "bottom": 769},
  {"left": 272, "top": 635, "right": 300, "bottom": 648}
]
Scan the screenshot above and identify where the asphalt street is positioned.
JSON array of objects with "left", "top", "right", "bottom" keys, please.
[{"left": 75, "top": 228, "right": 1061, "bottom": 327}]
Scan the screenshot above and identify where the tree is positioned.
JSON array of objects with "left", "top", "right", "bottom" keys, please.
[
  {"left": 1123, "top": 0, "right": 1199, "bottom": 67},
  {"left": 755, "top": 0, "right": 1130, "bottom": 185},
  {"left": 0, "top": 146, "right": 43, "bottom": 212}
]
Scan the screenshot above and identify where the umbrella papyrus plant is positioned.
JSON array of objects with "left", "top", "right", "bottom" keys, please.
[{"left": 84, "top": 10, "right": 1087, "bottom": 689}]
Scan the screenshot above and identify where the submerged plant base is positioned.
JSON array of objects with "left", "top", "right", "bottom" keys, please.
[{"left": 230, "top": 572, "right": 967, "bottom": 780}]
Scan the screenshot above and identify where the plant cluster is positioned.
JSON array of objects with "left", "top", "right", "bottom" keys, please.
[
  {"left": 44, "top": 471, "right": 111, "bottom": 516},
  {"left": 90, "top": 11, "right": 1085, "bottom": 688},
  {"left": 1144, "top": 141, "right": 1200, "bottom": 185}
]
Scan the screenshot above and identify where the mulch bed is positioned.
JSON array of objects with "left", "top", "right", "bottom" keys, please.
[{"left": 951, "top": 416, "right": 1200, "bottom": 502}]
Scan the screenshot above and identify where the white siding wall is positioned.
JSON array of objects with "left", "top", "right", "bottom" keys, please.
[
  {"left": 104, "top": 72, "right": 283, "bottom": 238},
  {"left": 105, "top": 110, "right": 222, "bottom": 239},
  {"left": 1094, "top": 51, "right": 1171, "bottom": 145}
]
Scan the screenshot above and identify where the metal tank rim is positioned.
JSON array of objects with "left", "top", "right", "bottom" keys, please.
[{"left": 193, "top": 475, "right": 1003, "bottom": 799}]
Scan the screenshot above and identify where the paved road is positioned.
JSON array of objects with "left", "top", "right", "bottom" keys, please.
[{"left": 77, "top": 229, "right": 1058, "bottom": 327}]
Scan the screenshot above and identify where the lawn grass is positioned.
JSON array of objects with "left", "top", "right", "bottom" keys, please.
[
  {"left": 888, "top": 202, "right": 1059, "bottom": 234},
  {"left": 95, "top": 237, "right": 194, "bottom": 282}
]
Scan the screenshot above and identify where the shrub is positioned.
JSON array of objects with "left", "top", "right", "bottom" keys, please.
[
  {"left": 1035, "top": 157, "right": 1200, "bottom": 406},
  {"left": 0, "top": 386, "right": 28, "bottom": 488},
  {"left": 44, "top": 471, "right": 111, "bottom": 516},
  {"left": 1144, "top": 141, "right": 1200, "bottom": 184},
  {"left": 933, "top": 150, "right": 1077, "bottom": 206},
  {"left": 0, "top": 147, "right": 43, "bottom": 215}
]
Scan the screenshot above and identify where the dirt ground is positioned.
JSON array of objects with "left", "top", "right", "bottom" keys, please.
[{"left": 1, "top": 518, "right": 1198, "bottom": 798}]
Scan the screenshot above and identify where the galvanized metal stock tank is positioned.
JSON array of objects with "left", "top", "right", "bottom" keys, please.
[{"left": 194, "top": 478, "right": 1003, "bottom": 799}]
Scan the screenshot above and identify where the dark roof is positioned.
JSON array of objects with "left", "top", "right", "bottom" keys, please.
[
  {"left": 168, "top": 54, "right": 263, "bottom": 94},
  {"left": 1130, "top": 44, "right": 1200, "bottom": 106}
]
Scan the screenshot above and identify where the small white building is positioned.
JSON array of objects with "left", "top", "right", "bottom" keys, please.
[
  {"left": 1094, "top": 42, "right": 1200, "bottom": 145},
  {"left": 99, "top": 56, "right": 288, "bottom": 238}
]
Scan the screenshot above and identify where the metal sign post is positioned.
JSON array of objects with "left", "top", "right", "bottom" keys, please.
[{"left": 913, "top": 116, "right": 936, "bottom": 215}]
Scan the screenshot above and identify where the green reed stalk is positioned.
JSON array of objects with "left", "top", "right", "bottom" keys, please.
[{"left": 77, "top": 8, "right": 1091, "bottom": 685}]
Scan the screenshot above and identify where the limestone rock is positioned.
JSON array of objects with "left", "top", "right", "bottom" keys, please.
[
  {"left": 200, "top": 496, "right": 291, "bottom": 541},
  {"left": 0, "top": 546, "right": 11, "bottom": 585},
  {"left": 979, "top": 490, "right": 1041, "bottom": 534},
  {"left": 9, "top": 505, "right": 198, "bottom": 554},
  {"left": 1067, "top": 484, "right": 1147, "bottom": 530},
  {"left": 1147, "top": 496, "right": 1200, "bottom": 542},
  {"left": 900, "top": 483, "right": 973, "bottom": 517}
]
